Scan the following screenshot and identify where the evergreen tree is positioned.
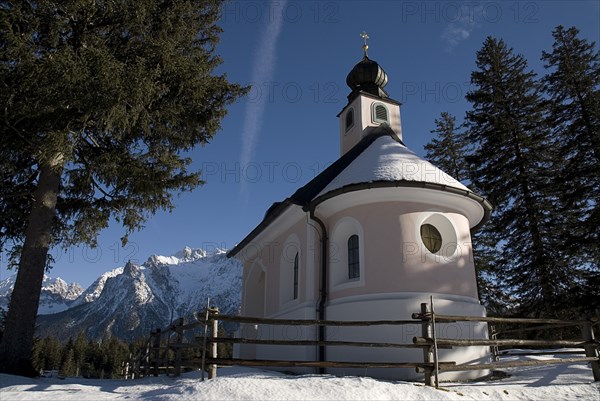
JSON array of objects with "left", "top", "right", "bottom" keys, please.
[
  {"left": 541, "top": 26, "right": 600, "bottom": 313},
  {"left": 424, "top": 112, "right": 468, "bottom": 181},
  {"left": 424, "top": 112, "right": 508, "bottom": 313},
  {"left": 0, "top": 305, "right": 7, "bottom": 342},
  {"left": 32, "top": 337, "right": 62, "bottom": 372},
  {"left": 73, "top": 331, "right": 88, "bottom": 377},
  {"left": 85, "top": 339, "right": 104, "bottom": 378},
  {"left": 60, "top": 342, "right": 77, "bottom": 377},
  {"left": 100, "top": 335, "right": 129, "bottom": 378},
  {"left": 465, "top": 37, "right": 573, "bottom": 318},
  {"left": 0, "top": 0, "right": 247, "bottom": 376}
]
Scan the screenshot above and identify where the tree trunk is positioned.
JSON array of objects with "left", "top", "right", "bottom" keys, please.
[{"left": 0, "top": 152, "right": 64, "bottom": 376}]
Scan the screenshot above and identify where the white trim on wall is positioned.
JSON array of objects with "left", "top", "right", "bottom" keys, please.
[
  {"left": 415, "top": 211, "right": 460, "bottom": 264},
  {"left": 329, "top": 216, "right": 366, "bottom": 292},
  {"left": 327, "top": 291, "right": 483, "bottom": 308},
  {"left": 316, "top": 187, "right": 485, "bottom": 228},
  {"left": 305, "top": 213, "right": 316, "bottom": 301},
  {"left": 243, "top": 260, "right": 267, "bottom": 317}
]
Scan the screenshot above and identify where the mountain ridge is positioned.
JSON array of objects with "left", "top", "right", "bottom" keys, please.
[
  {"left": 0, "top": 274, "right": 85, "bottom": 315},
  {"left": 1, "top": 246, "right": 242, "bottom": 341}
]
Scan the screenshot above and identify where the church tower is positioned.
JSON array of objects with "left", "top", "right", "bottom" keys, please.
[{"left": 338, "top": 32, "right": 402, "bottom": 155}]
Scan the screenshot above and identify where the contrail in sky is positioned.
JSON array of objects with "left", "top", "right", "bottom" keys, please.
[{"left": 239, "top": 1, "right": 287, "bottom": 187}]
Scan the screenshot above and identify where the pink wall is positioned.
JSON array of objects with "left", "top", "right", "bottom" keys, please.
[
  {"left": 326, "top": 201, "right": 479, "bottom": 301},
  {"left": 240, "top": 200, "right": 481, "bottom": 318}
]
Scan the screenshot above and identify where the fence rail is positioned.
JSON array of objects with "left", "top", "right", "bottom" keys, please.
[
  {"left": 211, "top": 336, "right": 443, "bottom": 349},
  {"left": 127, "top": 298, "right": 600, "bottom": 387}
]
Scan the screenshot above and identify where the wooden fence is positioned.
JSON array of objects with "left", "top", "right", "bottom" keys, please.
[
  {"left": 124, "top": 317, "right": 205, "bottom": 379},
  {"left": 126, "top": 299, "right": 600, "bottom": 387}
]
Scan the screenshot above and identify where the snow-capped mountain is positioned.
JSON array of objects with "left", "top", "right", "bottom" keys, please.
[
  {"left": 68, "top": 267, "right": 124, "bottom": 307},
  {"left": 35, "top": 246, "right": 242, "bottom": 341},
  {"left": 0, "top": 274, "right": 84, "bottom": 315}
]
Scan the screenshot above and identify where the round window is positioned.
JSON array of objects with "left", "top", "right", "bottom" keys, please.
[{"left": 420, "top": 224, "right": 442, "bottom": 254}]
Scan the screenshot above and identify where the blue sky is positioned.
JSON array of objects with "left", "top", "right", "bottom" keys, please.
[{"left": 2, "top": 1, "right": 599, "bottom": 287}]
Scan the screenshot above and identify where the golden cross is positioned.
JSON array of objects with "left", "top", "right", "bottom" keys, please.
[{"left": 360, "top": 31, "right": 369, "bottom": 57}]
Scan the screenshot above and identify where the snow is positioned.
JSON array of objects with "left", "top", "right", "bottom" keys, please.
[
  {"left": 318, "top": 136, "right": 470, "bottom": 198},
  {"left": 1, "top": 353, "right": 598, "bottom": 401},
  {"left": 35, "top": 246, "right": 242, "bottom": 341},
  {"left": 0, "top": 274, "right": 84, "bottom": 315},
  {"left": 141, "top": 247, "right": 242, "bottom": 315},
  {"left": 148, "top": 246, "right": 226, "bottom": 266},
  {"left": 67, "top": 268, "right": 124, "bottom": 307}
]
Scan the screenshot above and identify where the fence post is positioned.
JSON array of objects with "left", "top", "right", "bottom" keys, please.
[
  {"left": 131, "top": 351, "right": 138, "bottom": 380},
  {"left": 429, "top": 297, "right": 439, "bottom": 388},
  {"left": 174, "top": 318, "right": 184, "bottom": 377},
  {"left": 152, "top": 328, "right": 161, "bottom": 377},
  {"left": 420, "top": 302, "right": 433, "bottom": 386},
  {"left": 581, "top": 318, "right": 600, "bottom": 381},
  {"left": 490, "top": 325, "right": 499, "bottom": 362},
  {"left": 208, "top": 307, "right": 220, "bottom": 379},
  {"left": 200, "top": 306, "right": 210, "bottom": 381},
  {"left": 122, "top": 360, "right": 130, "bottom": 380}
]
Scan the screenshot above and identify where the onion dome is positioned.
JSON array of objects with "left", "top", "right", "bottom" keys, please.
[
  {"left": 346, "top": 57, "right": 389, "bottom": 98},
  {"left": 346, "top": 32, "right": 389, "bottom": 99}
]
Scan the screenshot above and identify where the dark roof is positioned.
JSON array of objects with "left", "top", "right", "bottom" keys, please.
[
  {"left": 227, "top": 126, "right": 492, "bottom": 257},
  {"left": 290, "top": 125, "right": 400, "bottom": 205},
  {"left": 227, "top": 126, "right": 397, "bottom": 258}
]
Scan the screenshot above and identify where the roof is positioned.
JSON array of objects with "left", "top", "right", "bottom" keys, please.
[
  {"left": 317, "top": 133, "right": 469, "bottom": 197},
  {"left": 228, "top": 126, "right": 492, "bottom": 257},
  {"left": 346, "top": 55, "right": 389, "bottom": 100},
  {"left": 289, "top": 125, "right": 397, "bottom": 205}
]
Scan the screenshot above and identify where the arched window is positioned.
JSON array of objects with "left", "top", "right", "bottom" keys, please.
[
  {"left": 293, "top": 252, "right": 299, "bottom": 299},
  {"left": 330, "top": 217, "right": 364, "bottom": 290},
  {"left": 372, "top": 102, "right": 389, "bottom": 124},
  {"left": 280, "top": 234, "right": 300, "bottom": 305},
  {"left": 348, "top": 235, "right": 360, "bottom": 279},
  {"left": 345, "top": 108, "right": 354, "bottom": 132}
]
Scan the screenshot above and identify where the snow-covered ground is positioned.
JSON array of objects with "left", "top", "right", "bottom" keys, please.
[{"left": 1, "top": 352, "right": 598, "bottom": 400}]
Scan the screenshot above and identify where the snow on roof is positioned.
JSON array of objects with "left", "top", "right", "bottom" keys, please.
[
  {"left": 228, "top": 129, "right": 491, "bottom": 257},
  {"left": 227, "top": 130, "right": 492, "bottom": 257},
  {"left": 317, "top": 135, "right": 469, "bottom": 198}
]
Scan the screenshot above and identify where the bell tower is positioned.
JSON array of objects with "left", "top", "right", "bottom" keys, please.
[{"left": 338, "top": 32, "right": 403, "bottom": 155}]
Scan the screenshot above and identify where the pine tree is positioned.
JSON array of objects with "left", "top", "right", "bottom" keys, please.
[
  {"left": 0, "top": 305, "right": 7, "bottom": 342},
  {"left": 100, "top": 335, "right": 129, "bottom": 378},
  {"left": 32, "top": 337, "right": 62, "bottom": 372},
  {"left": 0, "top": 0, "right": 247, "bottom": 376},
  {"left": 60, "top": 347, "right": 77, "bottom": 378},
  {"left": 86, "top": 339, "right": 103, "bottom": 378},
  {"left": 73, "top": 332, "right": 88, "bottom": 377},
  {"left": 424, "top": 112, "right": 508, "bottom": 314},
  {"left": 465, "top": 37, "right": 573, "bottom": 318},
  {"left": 541, "top": 26, "right": 600, "bottom": 313},
  {"left": 424, "top": 112, "right": 468, "bottom": 181}
]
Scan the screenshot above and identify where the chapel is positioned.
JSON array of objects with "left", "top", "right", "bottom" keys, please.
[{"left": 227, "top": 34, "right": 493, "bottom": 380}]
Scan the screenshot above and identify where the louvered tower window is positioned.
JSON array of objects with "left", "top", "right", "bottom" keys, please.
[
  {"left": 348, "top": 235, "right": 360, "bottom": 279},
  {"left": 345, "top": 108, "right": 354, "bottom": 132},
  {"left": 372, "top": 102, "right": 389, "bottom": 124}
]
